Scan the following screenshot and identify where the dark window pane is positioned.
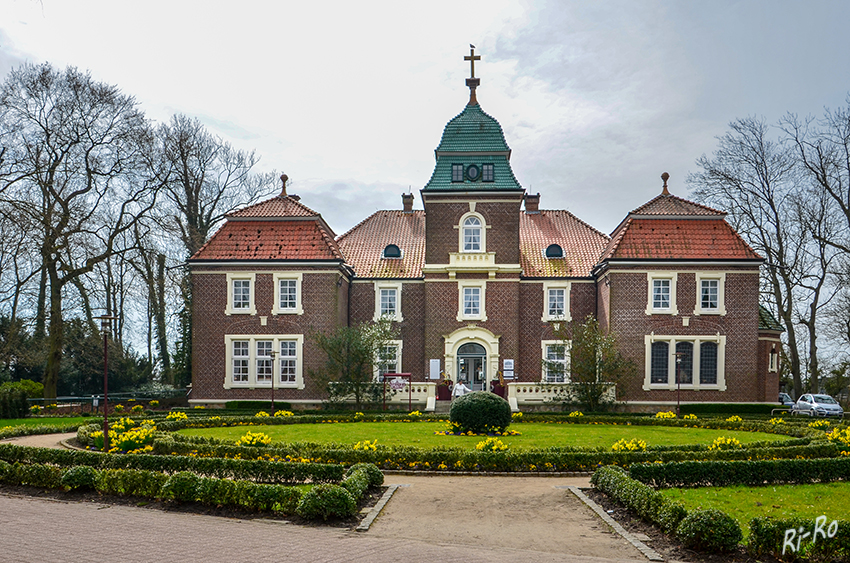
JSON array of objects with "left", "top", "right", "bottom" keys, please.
[
  {"left": 700, "top": 342, "right": 717, "bottom": 384},
  {"left": 651, "top": 342, "right": 668, "bottom": 384},
  {"left": 675, "top": 342, "right": 693, "bottom": 384}
]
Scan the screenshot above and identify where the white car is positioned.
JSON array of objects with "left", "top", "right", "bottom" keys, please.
[{"left": 792, "top": 394, "right": 844, "bottom": 417}]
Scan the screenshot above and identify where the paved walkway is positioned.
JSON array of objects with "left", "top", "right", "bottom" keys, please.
[{"left": 0, "top": 433, "right": 652, "bottom": 563}]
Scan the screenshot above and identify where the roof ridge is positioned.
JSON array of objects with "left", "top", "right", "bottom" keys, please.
[
  {"left": 538, "top": 209, "right": 611, "bottom": 241},
  {"left": 228, "top": 195, "right": 321, "bottom": 218},
  {"left": 315, "top": 218, "right": 344, "bottom": 260},
  {"left": 631, "top": 193, "right": 725, "bottom": 216}
]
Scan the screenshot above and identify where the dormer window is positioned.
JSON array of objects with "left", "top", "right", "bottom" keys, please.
[
  {"left": 545, "top": 244, "right": 563, "bottom": 258},
  {"left": 466, "top": 164, "right": 480, "bottom": 181},
  {"left": 482, "top": 163, "right": 494, "bottom": 182},
  {"left": 452, "top": 164, "right": 464, "bottom": 183},
  {"left": 383, "top": 244, "right": 402, "bottom": 258}
]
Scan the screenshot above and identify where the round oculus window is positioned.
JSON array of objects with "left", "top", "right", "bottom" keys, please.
[{"left": 466, "top": 164, "right": 480, "bottom": 181}]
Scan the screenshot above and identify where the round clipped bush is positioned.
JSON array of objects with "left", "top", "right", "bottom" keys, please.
[
  {"left": 449, "top": 391, "right": 511, "bottom": 434},
  {"left": 296, "top": 484, "right": 356, "bottom": 520},
  {"left": 161, "top": 471, "right": 200, "bottom": 502},
  {"left": 344, "top": 463, "right": 384, "bottom": 487},
  {"left": 61, "top": 465, "right": 98, "bottom": 491},
  {"left": 676, "top": 508, "right": 742, "bottom": 552}
]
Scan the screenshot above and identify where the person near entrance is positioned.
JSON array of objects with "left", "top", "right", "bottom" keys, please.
[{"left": 452, "top": 380, "right": 471, "bottom": 399}]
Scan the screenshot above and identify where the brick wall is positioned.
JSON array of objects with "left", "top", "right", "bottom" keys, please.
[
  {"left": 190, "top": 265, "right": 346, "bottom": 403},
  {"left": 607, "top": 265, "right": 762, "bottom": 402}
]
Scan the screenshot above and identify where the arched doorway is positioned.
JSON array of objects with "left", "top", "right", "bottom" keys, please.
[{"left": 457, "top": 342, "right": 486, "bottom": 391}]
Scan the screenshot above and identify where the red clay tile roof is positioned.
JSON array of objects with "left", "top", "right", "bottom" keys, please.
[
  {"left": 631, "top": 194, "right": 725, "bottom": 216},
  {"left": 519, "top": 211, "right": 610, "bottom": 277},
  {"left": 190, "top": 220, "right": 343, "bottom": 261},
  {"left": 337, "top": 211, "right": 426, "bottom": 278},
  {"left": 601, "top": 218, "right": 761, "bottom": 260},
  {"left": 228, "top": 195, "right": 320, "bottom": 219}
]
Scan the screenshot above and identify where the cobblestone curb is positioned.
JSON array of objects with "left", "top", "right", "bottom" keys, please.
[
  {"left": 561, "top": 485, "right": 664, "bottom": 562},
  {"left": 355, "top": 484, "right": 406, "bottom": 532}
]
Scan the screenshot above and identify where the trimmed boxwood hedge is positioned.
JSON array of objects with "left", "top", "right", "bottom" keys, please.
[
  {"left": 450, "top": 391, "right": 512, "bottom": 434},
  {"left": 155, "top": 431, "right": 840, "bottom": 473},
  {"left": 0, "top": 443, "right": 343, "bottom": 484},
  {"left": 630, "top": 456, "right": 850, "bottom": 488},
  {"left": 591, "top": 465, "right": 687, "bottom": 534},
  {"left": 748, "top": 516, "right": 850, "bottom": 561}
]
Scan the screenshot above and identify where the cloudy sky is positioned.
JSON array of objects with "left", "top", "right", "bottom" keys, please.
[{"left": 2, "top": 0, "right": 850, "bottom": 237}]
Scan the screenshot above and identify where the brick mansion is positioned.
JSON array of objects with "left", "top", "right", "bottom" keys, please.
[{"left": 187, "top": 50, "right": 783, "bottom": 411}]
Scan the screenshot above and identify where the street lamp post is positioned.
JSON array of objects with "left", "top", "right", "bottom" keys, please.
[
  {"left": 269, "top": 350, "right": 277, "bottom": 415},
  {"left": 675, "top": 351, "right": 684, "bottom": 417},
  {"left": 96, "top": 315, "right": 117, "bottom": 451}
]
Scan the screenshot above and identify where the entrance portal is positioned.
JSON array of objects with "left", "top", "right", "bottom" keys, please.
[{"left": 457, "top": 343, "right": 486, "bottom": 391}]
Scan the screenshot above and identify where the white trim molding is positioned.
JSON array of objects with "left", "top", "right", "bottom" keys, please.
[
  {"left": 225, "top": 273, "right": 256, "bottom": 316},
  {"left": 646, "top": 272, "right": 678, "bottom": 316},
  {"left": 542, "top": 281, "right": 572, "bottom": 322},
  {"left": 694, "top": 272, "right": 726, "bottom": 316},
  {"left": 223, "top": 334, "right": 304, "bottom": 390},
  {"left": 272, "top": 273, "right": 304, "bottom": 316},
  {"left": 541, "top": 340, "right": 571, "bottom": 382},
  {"left": 643, "top": 333, "right": 726, "bottom": 391},
  {"left": 457, "top": 280, "right": 487, "bottom": 322},
  {"left": 373, "top": 281, "right": 404, "bottom": 322}
]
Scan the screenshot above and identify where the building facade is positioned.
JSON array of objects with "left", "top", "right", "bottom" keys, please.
[{"left": 188, "top": 57, "right": 781, "bottom": 411}]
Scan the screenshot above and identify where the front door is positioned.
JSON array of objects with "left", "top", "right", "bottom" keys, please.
[{"left": 457, "top": 343, "right": 486, "bottom": 391}]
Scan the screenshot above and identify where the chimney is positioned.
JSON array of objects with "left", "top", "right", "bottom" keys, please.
[
  {"left": 524, "top": 193, "right": 540, "bottom": 213},
  {"left": 402, "top": 193, "right": 414, "bottom": 213},
  {"left": 279, "top": 174, "right": 289, "bottom": 197}
]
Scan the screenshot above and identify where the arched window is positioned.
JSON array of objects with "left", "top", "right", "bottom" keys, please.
[
  {"left": 382, "top": 244, "right": 401, "bottom": 258},
  {"left": 545, "top": 244, "right": 563, "bottom": 258},
  {"left": 463, "top": 216, "right": 482, "bottom": 251}
]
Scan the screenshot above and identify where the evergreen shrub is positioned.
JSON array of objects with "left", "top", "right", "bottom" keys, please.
[
  {"left": 296, "top": 484, "right": 357, "bottom": 520},
  {"left": 591, "top": 465, "right": 687, "bottom": 534},
  {"left": 449, "top": 391, "right": 512, "bottom": 434},
  {"left": 344, "top": 463, "right": 384, "bottom": 487},
  {"left": 676, "top": 509, "right": 742, "bottom": 552},
  {"left": 61, "top": 465, "right": 98, "bottom": 490},
  {"left": 161, "top": 471, "right": 201, "bottom": 502},
  {"left": 0, "top": 383, "right": 29, "bottom": 419}
]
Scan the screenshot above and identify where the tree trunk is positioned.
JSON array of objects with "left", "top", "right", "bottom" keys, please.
[
  {"left": 155, "top": 253, "right": 171, "bottom": 383},
  {"left": 43, "top": 264, "right": 64, "bottom": 400}
]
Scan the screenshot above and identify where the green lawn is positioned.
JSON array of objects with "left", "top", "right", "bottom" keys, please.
[
  {"left": 0, "top": 417, "right": 91, "bottom": 428},
  {"left": 660, "top": 482, "right": 850, "bottom": 538},
  {"left": 179, "top": 421, "right": 792, "bottom": 450}
]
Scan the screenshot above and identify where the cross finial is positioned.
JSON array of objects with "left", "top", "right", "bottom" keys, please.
[
  {"left": 464, "top": 45, "right": 480, "bottom": 78},
  {"left": 464, "top": 45, "right": 481, "bottom": 106}
]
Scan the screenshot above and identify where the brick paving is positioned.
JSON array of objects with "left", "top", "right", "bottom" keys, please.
[{"left": 0, "top": 493, "right": 648, "bottom": 563}]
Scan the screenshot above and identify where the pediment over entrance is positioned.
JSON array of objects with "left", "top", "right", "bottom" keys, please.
[{"left": 443, "top": 326, "right": 500, "bottom": 385}]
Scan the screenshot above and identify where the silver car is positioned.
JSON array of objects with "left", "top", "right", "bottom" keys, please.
[{"left": 792, "top": 394, "right": 844, "bottom": 417}]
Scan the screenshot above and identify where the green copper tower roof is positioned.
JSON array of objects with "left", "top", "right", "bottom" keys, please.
[
  {"left": 423, "top": 103, "right": 524, "bottom": 192},
  {"left": 423, "top": 48, "right": 524, "bottom": 192},
  {"left": 434, "top": 104, "right": 511, "bottom": 153}
]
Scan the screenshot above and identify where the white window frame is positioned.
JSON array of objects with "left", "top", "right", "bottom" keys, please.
[
  {"left": 373, "top": 281, "right": 403, "bottom": 322},
  {"left": 542, "top": 281, "right": 572, "bottom": 322},
  {"left": 226, "top": 273, "right": 256, "bottom": 315},
  {"left": 645, "top": 272, "right": 678, "bottom": 316},
  {"left": 457, "top": 211, "right": 487, "bottom": 253},
  {"left": 541, "top": 340, "right": 571, "bottom": 382},
  {"left": 768, "top": 343, "right": 779, "bottom": 373},
  {"left": 457, "top": 281, "right": 487, "bottom": 321},
  {"left": 224, "top": 334, "right": 304, "bottom": 389},
  {"left": 374, "top": 340, "right": 403, "bottom": 379},
  {"left": 694, "top": 272, "right": 726, "bottom": 316},
  {"left": 272, "top": 273, "right": 303, "bottom": 315},
  {"left": 643, "top": 334, "right": 726, "bottom": 391}
]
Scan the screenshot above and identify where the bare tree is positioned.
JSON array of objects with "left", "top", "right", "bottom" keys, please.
[
  {"left": 0, "top": 63, "right": 159, "bottom": 399},
  {"left": 688, "top": 117, "right": 809, "bottom": 397},
  {"left": 155, "top": 114, "right": 277, "bottom": 257}
]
